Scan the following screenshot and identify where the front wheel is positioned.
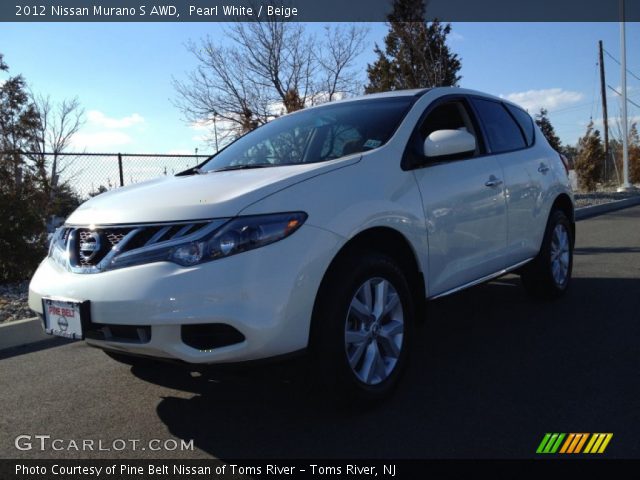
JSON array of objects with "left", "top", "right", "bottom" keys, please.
[
  {"left": 521, "top": 209, "right": 574, "bottom": 300},
  {"left": 310, "top": 251, "right": 414, "bottom": 402}
]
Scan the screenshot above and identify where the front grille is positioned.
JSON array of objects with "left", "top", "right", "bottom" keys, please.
[
  {"left": 106, "top": 231, "right": 127, "bottom": 247},
  {"left": 59, "top": 222, "right": 211, "bottom": 269},
  {"left": 77, "top": 228, "right": 134, "bottom": 266}
]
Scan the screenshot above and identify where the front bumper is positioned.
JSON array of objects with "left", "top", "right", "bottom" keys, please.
[{"left": 28, "top": 225, "right": 341, "bottom": 363}]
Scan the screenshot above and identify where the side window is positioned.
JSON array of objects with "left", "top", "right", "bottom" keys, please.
[
  {"left": 472, "top": 98, "right": 527, "bottom": 153},
  {"left": 319, "top": 125, "right": 364, "bottom": 159},
  {"left": 505, "top": 104, "right": 535, "bottom": 146},
  {"left": 418, "top": 100, "right": 480, "bottom": 158}
]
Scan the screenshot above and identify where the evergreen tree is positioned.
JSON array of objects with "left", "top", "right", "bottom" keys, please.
[
  {"left": 535, "top": 108, "right": 562, "bottom": 152},
  {"left": 365, "top": 0, "right": 461, "bottom": 92},
  {"left": 560, "top": 144, "right": 578, "bottom": 168},
  {"left": 0, "top": 55, "right": 47, "bottom": 281},
  {"left": 574, "top": 121, "right": 604, "bottom": 192}
]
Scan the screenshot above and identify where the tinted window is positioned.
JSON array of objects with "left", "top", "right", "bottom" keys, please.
[
  {"left": 505, "top": 104, "right": 535, "bottom": 146},
  {"left": 416, "top": 100, "right": 480, "bottom": 159},
  {"left": 200, "top": 97, "right": 416, "bottom": 172},
  {"left": 420, "top": 102, "right": 469, "bottom": 138},
  {"left": 472, "top": 99, "right": 526, "bottom": 153}
]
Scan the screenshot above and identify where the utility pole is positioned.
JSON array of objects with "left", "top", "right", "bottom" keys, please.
[
  {"left": 213, "top": 111, "right": 219, "bottom": 152},
  {"left": 618, "top": 0, "right": 632, "bottom": 191},
  {"left": 598, "top": 40, "right": 610, "bottom": 181}
]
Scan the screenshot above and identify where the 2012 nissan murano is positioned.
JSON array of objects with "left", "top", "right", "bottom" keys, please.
[{"left": 29, "top": 88, "right": 575, "bottom": 400}]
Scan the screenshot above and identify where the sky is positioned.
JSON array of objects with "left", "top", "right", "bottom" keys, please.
[{"left": 1, "top": 21, "right": 639, "bottom": 156}]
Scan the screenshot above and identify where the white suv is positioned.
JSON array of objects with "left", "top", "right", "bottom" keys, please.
[{"left": 29, "top": 88, "right": 574, "bottom": 400}]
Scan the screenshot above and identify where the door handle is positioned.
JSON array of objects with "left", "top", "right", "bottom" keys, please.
[
  {"left": 538, "top": 163, "right": 550, "bottom": 174},
  {"left": 484, "top": 176, "right": 503, "bottom": 188}
]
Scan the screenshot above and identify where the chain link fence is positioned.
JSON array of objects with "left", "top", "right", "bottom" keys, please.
[{"left": 22, "top": 152, "right": 213, "bottom": 199}]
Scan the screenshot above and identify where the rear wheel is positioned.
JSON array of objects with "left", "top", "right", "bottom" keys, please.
[
  {"left": 521, "top": 209, "right": 573, "bottom": 299},
  {"left": 310, "top": 251, "right": 414, "bottom": 402}
]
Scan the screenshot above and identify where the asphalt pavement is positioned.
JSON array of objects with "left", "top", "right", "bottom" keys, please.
[{"left": 1, "top": 206, "right": 639, "bottom": 459}]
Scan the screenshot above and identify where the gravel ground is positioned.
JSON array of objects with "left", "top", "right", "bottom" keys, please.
[
  {"left": 0, "top": 281, "right": 32, "bottom": 324},
  {"left": 574, "top": 190, "right": 640, "bottom": 208},
  {"left": 1, "top": 189, "right": 638, "bottom": 325}
]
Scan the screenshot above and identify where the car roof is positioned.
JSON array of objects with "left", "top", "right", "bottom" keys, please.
[
  {"left": 436, "top": 87, "right": 525, "bottom": 111},
  {"left": 352, "top": 88, "right": 429, "bottom": 99},
  {"left": 321, "top": 87, "right": 515, "bottom": 107},
  {"left": 293, "top": 87, "right": 528, "bottom": 116}
]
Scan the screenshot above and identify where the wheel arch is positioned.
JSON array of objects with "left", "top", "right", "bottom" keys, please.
[
  {"left": 311, "top": 226, "right": 426, "bottom": 330},
  {"left": 551, "top": 193, "right": 575, "bottom": 245}
]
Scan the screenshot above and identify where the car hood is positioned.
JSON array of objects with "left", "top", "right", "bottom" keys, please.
[{"left": 67, "top": 157, "right": 360, "bottom": 225}]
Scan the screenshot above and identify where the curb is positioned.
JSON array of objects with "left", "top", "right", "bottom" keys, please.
[
  {"left": 1, "top": 196, "right": 639, "bottom": 353},
  {"left": 575, "top": 195, "right": 640, "bottom": 221},
  {"left": 0, "top": 317, "right": 48, "bottom": 351}
]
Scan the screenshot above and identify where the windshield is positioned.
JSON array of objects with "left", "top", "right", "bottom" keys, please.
[{"left": 199, "top": 96, "right": 417, "bottom": 172}]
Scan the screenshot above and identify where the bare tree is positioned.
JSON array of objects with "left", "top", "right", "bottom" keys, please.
[
  {"left": 314, "top": 25, "right": 368, "bottom": 104},
  {"left": 173, "top": 37, "right": 267, "bottom": 139},
  {"left": 233, "top": 20, "right": 315, "bottom": 113},
  {"left": 173, "top": 21, "right": 367, "bottom": 145},
  {"left": 31, "top": 94, "right": 84, "bottom": 200}
]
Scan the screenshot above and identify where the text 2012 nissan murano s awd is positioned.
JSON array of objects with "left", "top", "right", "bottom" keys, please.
[{"left": 29, "top": 88, "right": 575, "bottom": 400}]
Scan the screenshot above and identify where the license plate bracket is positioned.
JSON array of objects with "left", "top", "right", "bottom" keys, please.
[{"left": 42, "top": 298, "right": 90, "bottom": 340}]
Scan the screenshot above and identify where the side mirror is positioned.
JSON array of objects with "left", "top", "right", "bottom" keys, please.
[{"left": 424, "top": 129, "right": 476, "bottom": 159}]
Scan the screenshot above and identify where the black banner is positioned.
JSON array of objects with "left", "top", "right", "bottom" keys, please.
[
  {"left": 3, "top": 0, "right": 640, "bottom": 23},
  {"left": 0, "top": 459, "right": 636, "bottom": 480}
]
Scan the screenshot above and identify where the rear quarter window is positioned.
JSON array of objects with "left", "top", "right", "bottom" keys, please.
[
  {"left": 471, "top": 98, "right": 527, "bottom": 153},
  {"left": 505, "top": 104, "right": 535, "bottom": 146}
]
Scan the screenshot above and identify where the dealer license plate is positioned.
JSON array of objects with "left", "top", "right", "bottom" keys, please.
[{"left": 42, "top": 298, "right": 84, "bottom": 339}]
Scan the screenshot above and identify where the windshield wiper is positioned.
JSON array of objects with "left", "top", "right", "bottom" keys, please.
[
  {"left": 176, "top": 165, "right": 203, "bottom": 176},
  {"left": 212, "top": 164, "right": 273, "bottom": 172}
]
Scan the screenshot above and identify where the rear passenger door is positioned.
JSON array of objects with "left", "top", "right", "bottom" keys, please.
[{"left": 470, "top": 98, "right": 545, "bottom": 265}]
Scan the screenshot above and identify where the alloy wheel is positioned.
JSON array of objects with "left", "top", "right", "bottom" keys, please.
[
  {"left": 344, "top": 277, "right": 404, "bottom": 385},
  {"left": 550, "top": 224, "right": 570, "bottom": 287}
]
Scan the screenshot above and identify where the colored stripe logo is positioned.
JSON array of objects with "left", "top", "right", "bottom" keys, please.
[{"left": 536, "top": 433, "right": 613, "bottom": 454}]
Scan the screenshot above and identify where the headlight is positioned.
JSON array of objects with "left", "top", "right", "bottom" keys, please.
[
  {"left": 108, "top": 212, "right": 307, "bottom": 270},
  {"left": 203, "top": 212, "right": 307, "bottom": 262},
  {"left": 48, "top": 227, "right": 69, "bottom": 265},
  {"left": 48, "top": 229, "right": 60, "bottom": 257}
]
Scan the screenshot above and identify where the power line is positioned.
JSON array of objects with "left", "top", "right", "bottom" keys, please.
[
  {"left": 548, "top": 101, "right": 599, "bottom": 115},
  {"left": 607, "top": 84, "right": 640, "bottom": 110},
  {"left": 547, "top": 89, "right": 640, "bottom": 115},
  {"left": 603, "top": 48, "right": 640, "bottom": 82},
  {"left": 543, "top": 47, "right": 638, "bottom": 117}
]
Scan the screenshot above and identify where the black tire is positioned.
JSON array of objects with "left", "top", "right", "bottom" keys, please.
[
  {"left": 521, "top": 209, "right": 574, "bottom": 300},
  {"left": 309, "top": 250, "right": 415, "bottom": 402}
]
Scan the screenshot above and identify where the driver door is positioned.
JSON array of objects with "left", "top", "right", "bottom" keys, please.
[{"left": 410, "top": 97, "right": 508, "bottom": 296}]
